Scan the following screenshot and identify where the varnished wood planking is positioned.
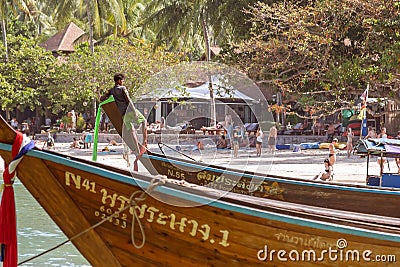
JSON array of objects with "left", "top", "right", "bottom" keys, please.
[
  {"left": 42, "top": 157, "right": 400, "bottom": 266},
  {"left": 1, "top": 115, "right": 400, "bottom": 266},
  {"left": 144, "top": 151, "right": 400, "bottom": 218}
]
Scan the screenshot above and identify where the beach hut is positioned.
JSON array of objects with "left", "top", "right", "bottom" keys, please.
[{"left": 137, "top": 79, "right": 260, "bottom": 129}]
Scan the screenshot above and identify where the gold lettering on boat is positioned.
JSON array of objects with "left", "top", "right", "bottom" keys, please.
[
  {"left": 263, "top": 182, "right": 284, "bottom": 199},
  {"left": 146, "top": 207, "right": 159, "bottom": 222},
  {"left": 100, "top": 188, "right": 118, "bottom": 207},
  {"left": 65, "top": 171, "right": 96, "bottom": 193},
  {"left": 275, "top": 232, "right": 336, "bottom": 249},
  {"left": 116, "top": 195, "right": 129, "bottom": 211},
  {"left": 167, "top": 168, "right": 186, "bottom": 179},
  {"left": 94, "top": 189, "right": 230, "bottom": 248},
  {"left": 135, "top": 204, "right": 148, "bottom": 219},
  {"left": 196, "top": 171, "right": 285, "bottom": 199},
  {"left": 156, "top": 213, "right": 168, "bottom": 225},
  {"left": 169, "top": 214, "right": 187, "bottom": 232}
]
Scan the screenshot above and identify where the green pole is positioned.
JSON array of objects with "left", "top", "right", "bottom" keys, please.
[{"left": 92, "top": 96, "right": 115, "bottom": 161}]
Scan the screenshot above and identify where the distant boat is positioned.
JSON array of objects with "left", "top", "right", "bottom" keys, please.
[
  {"left": 100, "top": 97, "right": 400, "bottom": 219},
  {"left": 356, "top": 138, "right": 400, "bottom": 188},
  {"left": 1, "top": 115, "right": 400, "bottom": 265}
]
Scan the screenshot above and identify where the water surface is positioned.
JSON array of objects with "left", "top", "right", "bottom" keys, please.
[{"left": 3, "top": 176, "right": 90, "bottom": 267}]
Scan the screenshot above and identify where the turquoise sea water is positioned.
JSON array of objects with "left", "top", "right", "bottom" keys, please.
[{"left": 1, "top": 176, "right": 90, "bottom": 267}]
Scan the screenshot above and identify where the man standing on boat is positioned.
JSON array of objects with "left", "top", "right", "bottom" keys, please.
[{"left": 101, "top": 73, "right": 148, "bottom": 170}]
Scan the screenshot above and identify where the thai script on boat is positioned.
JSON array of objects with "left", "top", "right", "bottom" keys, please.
[
  {"left": 64, "top": 171, "right": 230, "bottom": 248},
  {"left": 197, "top": 171, "right": 284, "bottom": 198},
  {"left": 99, "top": 188, "right": 230, "bottom": 248},
  {"left": 274, "top": 231, "right": 336, "bottom": 250}
]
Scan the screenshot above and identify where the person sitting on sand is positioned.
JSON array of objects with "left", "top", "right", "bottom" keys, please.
[
  {"left": 107, "top": 138, "right": 121, "bottom": 146},
  {"left": 70, "top": 137, "right": 80, "bottom": 149},
  {"left": 216, "top": 135, "right": 228, "bottom": 149},
  {"left": 192, "top": 141, "right": 205, "bottom": 153},
  {"left": 365, "top": 126, "right": 376, "bottom": 139},
  {"left": 43, "top": 132, "right": 55, "bottom": 150},
  {"left": 313, "top": 158, "right": 333, "bottom": 181}
]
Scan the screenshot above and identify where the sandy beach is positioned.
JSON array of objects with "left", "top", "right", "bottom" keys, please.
[
  {"left": 31, "top": 141, "right": 386, "bottom": 187},
  {"left": 1, "top": 140, "right": 387, "bottom": 186}
]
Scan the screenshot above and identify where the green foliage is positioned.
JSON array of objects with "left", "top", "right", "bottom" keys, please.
[
  {"left": 51, "top": 37, "right": 187, "bottom": 114},
  {"left": 0, "top": 34, "right": 57, "bottom": 111},
  {"left": 221, "top": 0, "right": 400, "bottom": 115},
  {"left": 76, "top": 114, "right": 86, "bottom": 131}
]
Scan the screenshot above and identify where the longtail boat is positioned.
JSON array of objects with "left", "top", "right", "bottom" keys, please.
[
  {"left": 355, "top": 138, "right": 400, "bottom": 187},
  {"left": 1, "top": 116, "right": 400, "bottom": 265},
  {"left": 99, "top": 98, "right": 400, "bottom": 219}
]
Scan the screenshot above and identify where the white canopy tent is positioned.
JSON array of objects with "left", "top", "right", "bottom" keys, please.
[{"left": 140, "top": 82, "right": 257, "bottom": 102}]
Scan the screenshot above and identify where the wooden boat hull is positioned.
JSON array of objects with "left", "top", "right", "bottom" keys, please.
[
  {"left": 99, "top": 100, "right": 400, "bottom": 219},
  {"left": 1, "top": 116, "right": 400, "bottom": 265},
  {"left": 142, "top": 150, "right": 400, "bottom": 218},
  {"left": 1, "top": 144, "right": 400, "bottom": 266}
]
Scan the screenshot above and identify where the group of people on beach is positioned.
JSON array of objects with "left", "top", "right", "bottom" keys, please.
[{"left": 313, "top": 125, "right": 400, "bottom": 181}]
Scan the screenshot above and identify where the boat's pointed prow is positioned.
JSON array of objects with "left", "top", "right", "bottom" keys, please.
[{"left": 0, "top": 115, "right": 17, "bottom": 145}]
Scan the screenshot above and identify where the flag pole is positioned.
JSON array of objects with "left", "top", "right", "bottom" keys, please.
[{"left": 359, "top": 84, "right": 369, "bottom": 140}]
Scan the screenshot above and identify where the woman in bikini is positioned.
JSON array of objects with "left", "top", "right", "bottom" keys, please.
[
  {"left": 328, "top": 138, "right": 338, "bottom": 169},
  {"left": 346, "top": 128, "right": 354, "bottom": 158},
  {"left": 313, "top": 158, "right": 333, "bottom": 181}
]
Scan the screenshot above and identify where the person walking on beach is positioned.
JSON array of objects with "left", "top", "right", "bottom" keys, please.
[
  {"left": 256, "top": 127, "right": 263, "bottom": 157},
  {"left": 365, "top": 126, "right": 376, "bottom": 139},
  {"left": 43, "top": 132, "right": 55, "bottom": 150},
  {"left": 267, "top": 124, "right": 277, "bottom": 153},
  {"left": 377, "top": 127, "right": 388, "bottom": 174},
  {"left": 100, "top": 73, "right": 148, "bottom": 171},
  {"left": 225, "top": 113, "right": 233, "bottom": 140},
  {"left": 232, "top": 131, "right": 240, "bottom": 158},
  {"left": 326, "top": 123, "right": 335, "bottom": 142},
  {"left": 346, "top": 128, "right": 354, "bottom": 158},
  {"left": 328, "top": 138, "right": 338, "bottom": 170},
  {"left": 396, "top": 131, "right": 400, "bottom": 174}
]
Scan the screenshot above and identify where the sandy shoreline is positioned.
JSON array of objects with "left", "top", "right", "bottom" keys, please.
[
  {"left": 1, "top": 141, "right": 387, "bottom": 186},
  {"left": 33, "top": 142, "right": 385, "bottom": 186}
]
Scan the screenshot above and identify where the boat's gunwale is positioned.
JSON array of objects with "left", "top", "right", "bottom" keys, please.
[
  {"left": 143, "top": 152, "right": 400, "bottom": 195},
  {"left": 1, "top": 143, "right": 400, "bottom": 243}
]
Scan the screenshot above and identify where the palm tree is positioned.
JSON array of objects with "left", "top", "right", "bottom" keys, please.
[
  {"left": 0, "top": 0, "right": 31, "bottom": 62},
  {"left": 44, "top": 0, "right": 126, "bottom": 42},
  {"left": 122, "top": 0, "right": 150, "bottom": 39},
  {"left": 141, "top": 0, "right": 257, "bottom": 55}
]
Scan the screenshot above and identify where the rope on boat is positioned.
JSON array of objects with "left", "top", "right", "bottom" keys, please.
[
  {"left": 18, "top": 176, "right": 166, "bottom": 265},
  {"left": 158, "top": 142, "right": 198, "bottom": 162},
  {"left": 129, "top": 176, "right": 166, "bottom": 249}
]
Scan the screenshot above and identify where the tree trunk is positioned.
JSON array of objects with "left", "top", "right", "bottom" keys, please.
[
  {"left": 85, "top": 0, "right": 95, "bottom": 55},
  {"left": 85, "top": 0, "right": 96, "bottom": 118},
  {"left": 1, "top": 18, "right": 9, "bottom": 62},
  {"left": 201, "top": 16, "right": 216, "bottom": 127}
]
